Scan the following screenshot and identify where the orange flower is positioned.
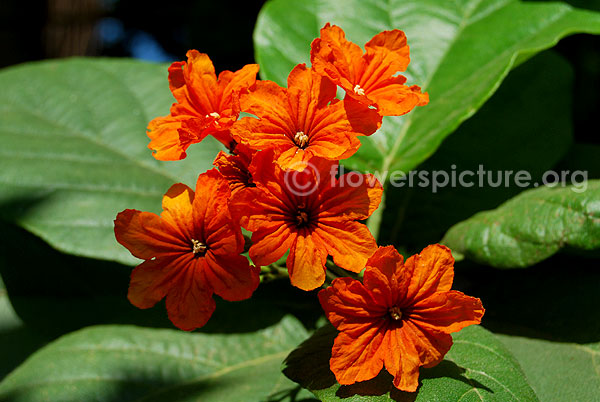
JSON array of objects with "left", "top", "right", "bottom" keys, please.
[
  {"left": 311, "top": 24, "right": 429, "bottom": 116},
  {"left": 213, "top": 143, "right": 255, "bottom": 197},
  {"left": 148, "top": 50, "right": 259, "bottom": 160},
  {"left": 233, "top": 151, "right": 382, "bottom": 290},
  {"left": 114, "top": 169, "right": 260, "bottom": 331},
  {"left": 318, "top": 245, "right": 484, "bottom": 392},
  {"left": 231, "top": 64, "right": 381, "bottom": 171}
]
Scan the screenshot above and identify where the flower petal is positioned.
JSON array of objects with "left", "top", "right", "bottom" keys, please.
[
  {"left": 409, "top": 291, "right": 484, "bottom": 333},
  {"left": 330, "top": 321, "right": 388, "bottom": 385},
  {"left": 364, "top": 29, "right": 410, "bottom": 74},
  {"left": 287, "top": 64, "right": 337, "bottom": 132},
  {"left": 385, "top": 321, "right": 452, "bottom": 392},
  {"left": 193, "top": 169, "right": 244, "bottom": 253},
  {"left": 160, "top": 183, "right": 195, "bottom": 241},
  {"left": 176, "top": 50, "right": 218, "bottom": 114},
  {"left": 245, "top": 149, "right": 298, "bottom": 215},
  {"left": 286, "top": 231, "right": 327, "bottom": 290},
  {"left": 114, "top": 209, "right": 187, "bottom": 260},
  {"left": 165, "top": 257, "right": 216, "bottom": 331},
  {"left": 232, "top": 114, "right": 294, "bottom": 152},
  {"left": 402, "top": 244, "right": 455, "bottom": 303},
  {"left": 231, "top": 80, "right": 296, "bottom": 149},
  {"left": 127, "top": 254, "right": 190, "bottom": 309},
  {"left": 147, "top": 114, "right": 192, "bottom": 161},
  {"left": 177, "top": 115, "right": 216, "bottom": 148},
  {"left": 363, "top": 246, "right": 405, "bottom": 307},
  {"left": 341, "top": 97, "right": 382, "bottom": 136},
  {"left": 318, "top": 277, "right": 386, "bottom": 329},
  {"left": 313, "top": 219, "right": 377, "bottom": 273},
  {"left": 381, "top": 325, "right": 421, "bottom": 392},
  {"left": 217, "top": 63, "right": 260, "bottom": 113},
  {"left": 249, "top": 223, "right": 295, "bottom": 266},
  {"left": 310, "top": 23, "right": 364, "bottom": 92},
  {"left": 317, "top": 173, "right": 382, "bottom": 220},
  {"left": 367, "top": 79, "right": 429, "bottom": 116},
  {"left": 204, "top": 253, "right": 260, "bottom": 301},
  {"left": 213, "top": 149, "right": 254, "bottom": 195},
  {"left": 275, "top": 145, "right": 311, "bottom": 171},
  {"left": 303, "top": 100, "right": 364, "bottom": 161}
]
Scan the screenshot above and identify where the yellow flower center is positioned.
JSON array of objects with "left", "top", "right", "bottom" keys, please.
[
  {"left": 294, "top": 131, "right": 309, "bottom": 148},
  {"left": 191, "top": 239, "right": 207, "bottom": 256},
  {"left": 208, "top": 112, "right": 220, "bottom": 119}
]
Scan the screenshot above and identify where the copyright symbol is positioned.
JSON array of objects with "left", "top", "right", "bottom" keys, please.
[{"left": 283, "top": 161, "right": 320, "bottom": 197}]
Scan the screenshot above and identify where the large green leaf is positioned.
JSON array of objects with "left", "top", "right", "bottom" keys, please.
[
  {"left": 442, "top": 181, "right": 600, "bottom": 267},
  {"left": 254, "top": 0, "right": 600, "bottom": 175},
  {"left": 0, "top": 58, "right": 224, "bottom": 265},
  {"left": 284, "top": 324, "right": 538, "bottom": 401},
  {"left": 498, "top": 335, "right": 600, "bottom": 402},
  {"left": 380, "top": 50, "right": 573, "bottom": 250},
  {"left": 0, "top": 316, "right": 310, "bottom": 402}
]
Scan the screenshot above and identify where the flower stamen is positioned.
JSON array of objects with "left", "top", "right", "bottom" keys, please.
[
  {"left": 296, "top": 210, "right": 309, "bottom": 227},
  {"left": 353, "top": 84, "right": 365, "bottom": 96},
  {"left": 191, "top": 239, "right": 207, "bottom": 256},
  {"left": 389, "top": 306, "right": 402, "bottom": 321},
  {"left": 294, "top": 131, "right": 309, "bottom": 148},
  {"left": 208, "top": 112, "right": 220, "bottom": 119}
]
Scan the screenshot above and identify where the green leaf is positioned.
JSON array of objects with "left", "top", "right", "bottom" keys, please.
[
  {"left": 442, "top": 181, "right": 600, "bottom": 268},
  {"left": 254, "top": 0, "right": 600, "bottom": 175},
  {"left": 0, "top": 58, "right": 224, "bottom": 265},
  {"left": 284, "top": 324, "right": 538, "bottom": 401},
  {"left": 381, "top": 50, "right": 573, "bottom": 250},
  {"left": 497, "top": 335, "right": 600, "bottom": 402},
  {"left": 0, "top": 316, "right": 310, "bottom": 402}
]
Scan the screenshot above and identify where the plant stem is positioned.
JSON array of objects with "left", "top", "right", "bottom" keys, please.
[{"left": 259, "top": 263, "right": 289, "bottom": 283}]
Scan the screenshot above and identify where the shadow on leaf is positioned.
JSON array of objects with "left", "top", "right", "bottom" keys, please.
[
  {"left": 0, "top": 221, "right": 321, "bottom": 338},
  {"left": 456, "top": 253, "right": 600, "bottom": 343},
  {"left": 283, "top": 324, "right": 491, "bottom": 401}
]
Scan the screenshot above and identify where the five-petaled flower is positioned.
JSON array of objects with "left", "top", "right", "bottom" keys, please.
[
  {"left": 231, "top": 64, "right": 381, "bottom": 171},
  {"left": 311, "top": 23, "right": 429, "bottom": 116},
  {"left": 233, "top": 151, "right": 383, "bottom": 290},
  {"left": 147, "top": 50, "right": 259, "bottom": 160},
  {"left": 318, "top": 245, "right": 484, "bottom": 392},
  {"left": 114, "top": 169, "right": 260, "bottom": 331}
]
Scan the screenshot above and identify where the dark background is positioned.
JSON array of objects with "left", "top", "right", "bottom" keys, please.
[{"left": 0, "top": 0, "right": 267, "bottom": 72}]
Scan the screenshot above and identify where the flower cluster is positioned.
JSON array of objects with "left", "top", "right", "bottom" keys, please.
[{"left": 114, "top": 23, "right": 482, "bottom": 393}]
